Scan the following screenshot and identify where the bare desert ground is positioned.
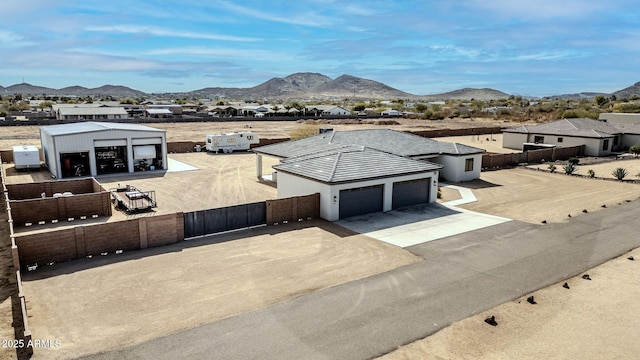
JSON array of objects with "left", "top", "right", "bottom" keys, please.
[
  {"left": 458, "top": 168, "right": 640, "bottom": 224},
  {"left": 379, "top": 247, "right": 640, "bottom": 360},
  {"left": 22, "top": 220, "right": 420, "bottom": 359}
]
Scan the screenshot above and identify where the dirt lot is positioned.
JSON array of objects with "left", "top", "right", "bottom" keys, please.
[
  {"left": 379, "top": 247, "right": 640, "bottom": 360},
  {"left": 458, "top": 168, "right": 640, "bottom": 224},
  {"left": 434, "top": 133, "right": 512, "bottom": 154},
  {"left": 21, "top": 220, "right": 420, "bottom": 359},
  {"left": 98, "top": 152, "right": 281, "bottom": 215}
]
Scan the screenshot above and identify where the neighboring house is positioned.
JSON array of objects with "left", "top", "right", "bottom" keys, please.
[
  {"left": 598, "top": 112, "right": 640, "bottom": 125},
  {"left": 144, "top": 108, "right": 173, "bottom": 118},
  {"left": 501, "top": 118, "right": 640, "bottom": 156},
  {"left": 56, "top": 106, "right": 128, "bottom": 120},
  {"left": 305, "top": 105, "right": 351, "bottom": 116},
  {"left": 145, "top": 104, "right": 183, "bottom": 115},
  {"left": 242, "top": 105, "right": 270, "bottom": 117},
  {"left": 253, "top": 129, "right": 485, "bottom": 220}
]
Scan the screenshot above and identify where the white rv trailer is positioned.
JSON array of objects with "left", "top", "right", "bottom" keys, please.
[
  {"left": 13, "top": 145, "right": 41, "bottom": 169},
  {"left": 205, "top": 132, "right": 259, "bottom": 153}
]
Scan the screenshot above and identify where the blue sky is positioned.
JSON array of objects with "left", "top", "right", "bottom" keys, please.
[{"left": 1, "top": 0, "right": 639, "bottom": 97}]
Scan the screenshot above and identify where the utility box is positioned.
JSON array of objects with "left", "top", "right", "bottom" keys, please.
[{"left": 13, "top": 145, "right": 41, "bottom": 170}]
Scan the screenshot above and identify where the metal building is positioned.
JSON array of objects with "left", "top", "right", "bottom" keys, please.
[{"left": 40, "top": 122, "right": 168, "bottom": 178}]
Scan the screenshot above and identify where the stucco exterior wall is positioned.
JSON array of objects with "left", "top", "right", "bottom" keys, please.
[
  {"left": 276, "top": 171, "right": 439, "bottom": 221},
  {"left": 502, "top": 132, "right": 615, "bottom": 157},
  {"left": 434, "top": 154, "right": 482, "bottom": 183},
  {"left": 502, "top": 132, "right": 529, "bottom": 150}
]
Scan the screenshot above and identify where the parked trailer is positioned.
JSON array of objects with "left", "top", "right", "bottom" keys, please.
[
  {"left": 13, "top": 145, "right": 41, "bottom": 170},
  {"left": 205, "top": 132, "right": 259, "bottom": 153},
  {"left": 110, "top": 184, "right": 157, "bottom": 213}
]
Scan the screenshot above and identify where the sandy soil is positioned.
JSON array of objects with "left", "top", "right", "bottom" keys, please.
[
  {"left": 528, "top": 158, "right": 640, "bottom": 181},
  {"left": 434, "top": 133, "right": 513, "bottom": 154},
  {"left": 458, "top": 168, "right": 640, "bottom": 224},
  {"left": 22, "top": 220, "right": 420, "bottom": 360},
  {"left": 378, "top": 247, "right": 640, "bottom": 360},
  {"left": 98, "top": 152, "right": 281, "bottom": 214}
]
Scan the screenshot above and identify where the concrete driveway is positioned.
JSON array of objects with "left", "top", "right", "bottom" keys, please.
[{"left": 336, "top": 184, "right": 510, "bottom": 248}]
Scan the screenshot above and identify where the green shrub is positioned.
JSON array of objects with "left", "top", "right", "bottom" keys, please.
[
  {"left": 563, "top": 163, "right": 578, "bottom": 175},
  {"left": 548, "top": 164, "right": 557, "bottom": 173},
  {"left": 567, "top": 157, "right": 580, "bottom": 165},
  {"left": 612, "top": 167, "right": 628, "bottom": 181},
  {"left": 629, "top": 144, "right": 640, "bottom": 157},
  {"left": 587, "top": 169, "right": 595, "bottom": 178}
]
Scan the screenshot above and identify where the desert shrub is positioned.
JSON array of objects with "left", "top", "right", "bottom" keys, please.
[
  {"left": 612, "top": 167, "right": 628, "bottom": 181},
  {"left": 629, "top": 144, "right": 640, "bottom": 157},
  {"left": 587, "top": 169, "right": 595, "bottom": 178},
  {"left": 548, "top": 164, "right": 557, "bottom": 173},
  {"left": 567, "top": 157, "right": 580, "bottom": 165},
  {"left": 563, "top": 163, "right": 578, "bottom": 175}
]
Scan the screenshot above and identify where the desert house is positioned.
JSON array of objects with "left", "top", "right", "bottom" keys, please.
[
  {"left": 53, "top": 104, "right": 129, "bottom": 121},
  {"left": 253, "top": 129, "right": 484, "bottom": 220},
  {"left": 502, "top": 117, "right": 640, "bottom": 157},
  {"left": 40, "top": 122, "right": 168, "bottom": 178},
  {"left": 304, "top": 105, "right": 351, "bottom": 116}
]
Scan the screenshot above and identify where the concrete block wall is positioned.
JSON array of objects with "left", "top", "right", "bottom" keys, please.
[
  {"left": 15, "top": 229, "right": 78, "bottom": 265},
  {"left": 10, "top": 192, "right": 111, "bottom": 225},
  {"left": 266, "top": 193, "right": 320, "bottom": 224},
  {"left": 84, "top": 221, "right": 141, "bottom": 254},
  {"left": 144, "top": 213, "right": 185, "bottom": 247},
  {"left": 14, "top": 213, "right": 185, "bottom": 268},
  {"left": 6, "top": 178, "right": 96, "bottom": 200}
]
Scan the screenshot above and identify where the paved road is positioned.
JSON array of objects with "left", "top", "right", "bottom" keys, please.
[{"left": 81, "top": 201, "right": 640, "bottom": 360}]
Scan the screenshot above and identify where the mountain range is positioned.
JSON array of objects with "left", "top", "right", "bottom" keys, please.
[{"left": 2, "top": 72, "right": 639, "bottom": 101}]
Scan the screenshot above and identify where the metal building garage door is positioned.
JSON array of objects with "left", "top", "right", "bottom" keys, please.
[
  {"left": 392, "top": 178, "right": 430, "bottom": 209},
  {"left": 339, "top": 185, "right": 384, "bottom": 219}
]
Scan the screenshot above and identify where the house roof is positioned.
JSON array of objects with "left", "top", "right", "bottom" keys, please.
[
  {"left": 273, "top": 146, "right": 442, "bottom": 184},
  {"left": 41, "top": 121, "right": 165, "bottom": 136},
  {"left": 503, "top": 118, "right": 623, "bottom": 138},
  {"left": 254, "top": 129, "right": 485, "bottom": 158},
  {"left": 145, "top": 108, "right": 173, "bottom": 115},
  {"left": 57, "top": 107, "right": 128, "bottom": 116}
]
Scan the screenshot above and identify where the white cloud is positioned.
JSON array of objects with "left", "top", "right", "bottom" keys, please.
[
  {"left": 0, "top": 31, "right": 36, "bottom": 47},
  {"left": 216, "top": 1, "right": 333, "bottom": 27},
  {"left": 143, "top": 47, "right": 291, "bottom": 61},
  {"left": 85, "top": 25, "right": 261, "bottom": 42}
]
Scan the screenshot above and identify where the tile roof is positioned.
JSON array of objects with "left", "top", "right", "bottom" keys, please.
[
  {"left": 41, "top": 121, "right": 165, "bottom": 136},
  {"left": 254, "top": 128, "right": 485, "bottom": 158},
  {"left": 503, "top": 118, "right": 622, "bottom": 138},
  {"left": 273, "top": 146, "right": 442, "bottom": 184}
]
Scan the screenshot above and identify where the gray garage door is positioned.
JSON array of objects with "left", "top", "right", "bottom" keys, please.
[
  {"left": 392, "top": 178, "right": 430, "bottom": 209},
  {"left": 339, "top": 185, "right": 384, "bottom": 219}
]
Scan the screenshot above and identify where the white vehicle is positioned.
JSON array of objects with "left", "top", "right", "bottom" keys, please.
[{"left": 205, "top": 132, "right": 259, "bottom": 153}]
